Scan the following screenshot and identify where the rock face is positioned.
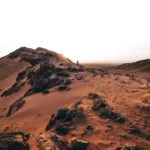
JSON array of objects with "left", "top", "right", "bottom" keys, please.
[
  {"left": 92, "top": 99, "right": 125, "bottom": 123},
  {"left": 0, "top": 132, "right": 29, "bottom": 150}
]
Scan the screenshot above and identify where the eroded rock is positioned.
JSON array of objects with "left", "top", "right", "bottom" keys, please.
[{"left": 0, "top": 132, "right": 29, "bottom": 150}]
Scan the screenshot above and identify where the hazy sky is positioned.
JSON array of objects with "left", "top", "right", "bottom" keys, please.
[{"left": 0, "top": 0, "right": 150, "bottom": 63}]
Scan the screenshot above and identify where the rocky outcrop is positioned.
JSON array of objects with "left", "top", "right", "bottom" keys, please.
[
  {"left": 1, "top": 82, "right": 21, "bottom": 97},
  {"left": 129, "top": 125, "right": 150, "bottom": 140},
  {"left": 92, "top": 99, "right": 125, "bottom": 123},
  {"left": 46, "top": 107, "right": 77, "bottom": 131},
  {"left": 0, "top": 132, "right": 29, "bottom": 150},
  {"left": 7, "top": 98, "right": 25, "bottom": 117},
  {"left": 36, "top": 134, "right": 59, "bottom": 150},
  {"left": 37, "top": 133, "right": 89, "bottom": 150}
]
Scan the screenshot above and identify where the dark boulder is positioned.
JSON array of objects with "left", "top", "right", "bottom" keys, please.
[
  {"left": 55, "top": 78, "right": 71, "bottom": 86},
  {"left": 58, "top": 85, "right": 68, "bottom": 91},
  {"left": 46, "top": 114, "right": 56, "bottom": 131},
  {"left": 65, "top": 110, "right": 76, "bottom": 122},
  {"left": 50, "top": 133, "right": 69, "bottom": 150},
  {"left": 88, "top": 93, "right": 99, "bottom": 99},
  {"left": 42, "top": 89, "right": 50, "bottom": 94},
  {"left": 86, "top": 125, "right": 94, "bottom": 131},
  {"left": 55, "top": 124, "right": 69, "bottom": 135},
  {"left": 70, "top": 138, "right": 89, "bottom": 150},
  {"left": 55, "top": 107, "right": 69, "bottom": 120},
  {"left": 57, "top": 72, "right": 70, "bottom": 77},
  {"left": 16, "top": 70, "right": 26, "bottom": 81},
  {"left": 55, "top": 79, "right": 65, "bottom": 86},
  {"left": 92, "top": 99, "right": 107, "bottom": 111}
]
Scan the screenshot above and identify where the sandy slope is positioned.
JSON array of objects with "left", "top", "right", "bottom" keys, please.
[
  {"left": 0, "top": 49, "right": 150, "bottom": 149},
  {"left": 0, "top": 72, "right": 150, "bottom": 149}
]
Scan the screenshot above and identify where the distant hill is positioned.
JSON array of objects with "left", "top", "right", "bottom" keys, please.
[{"left": 117, "top": 59, "right": 150, "bottom": 72}]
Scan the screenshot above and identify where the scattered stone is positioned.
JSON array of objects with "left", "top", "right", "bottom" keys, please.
[{"left": 70, "top": 138, "right": 89, "bottom": 150}]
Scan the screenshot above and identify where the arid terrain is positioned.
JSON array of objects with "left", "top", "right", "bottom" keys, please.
[{"left": 0, "top": 47, "right": 150, "bottom": 150}]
